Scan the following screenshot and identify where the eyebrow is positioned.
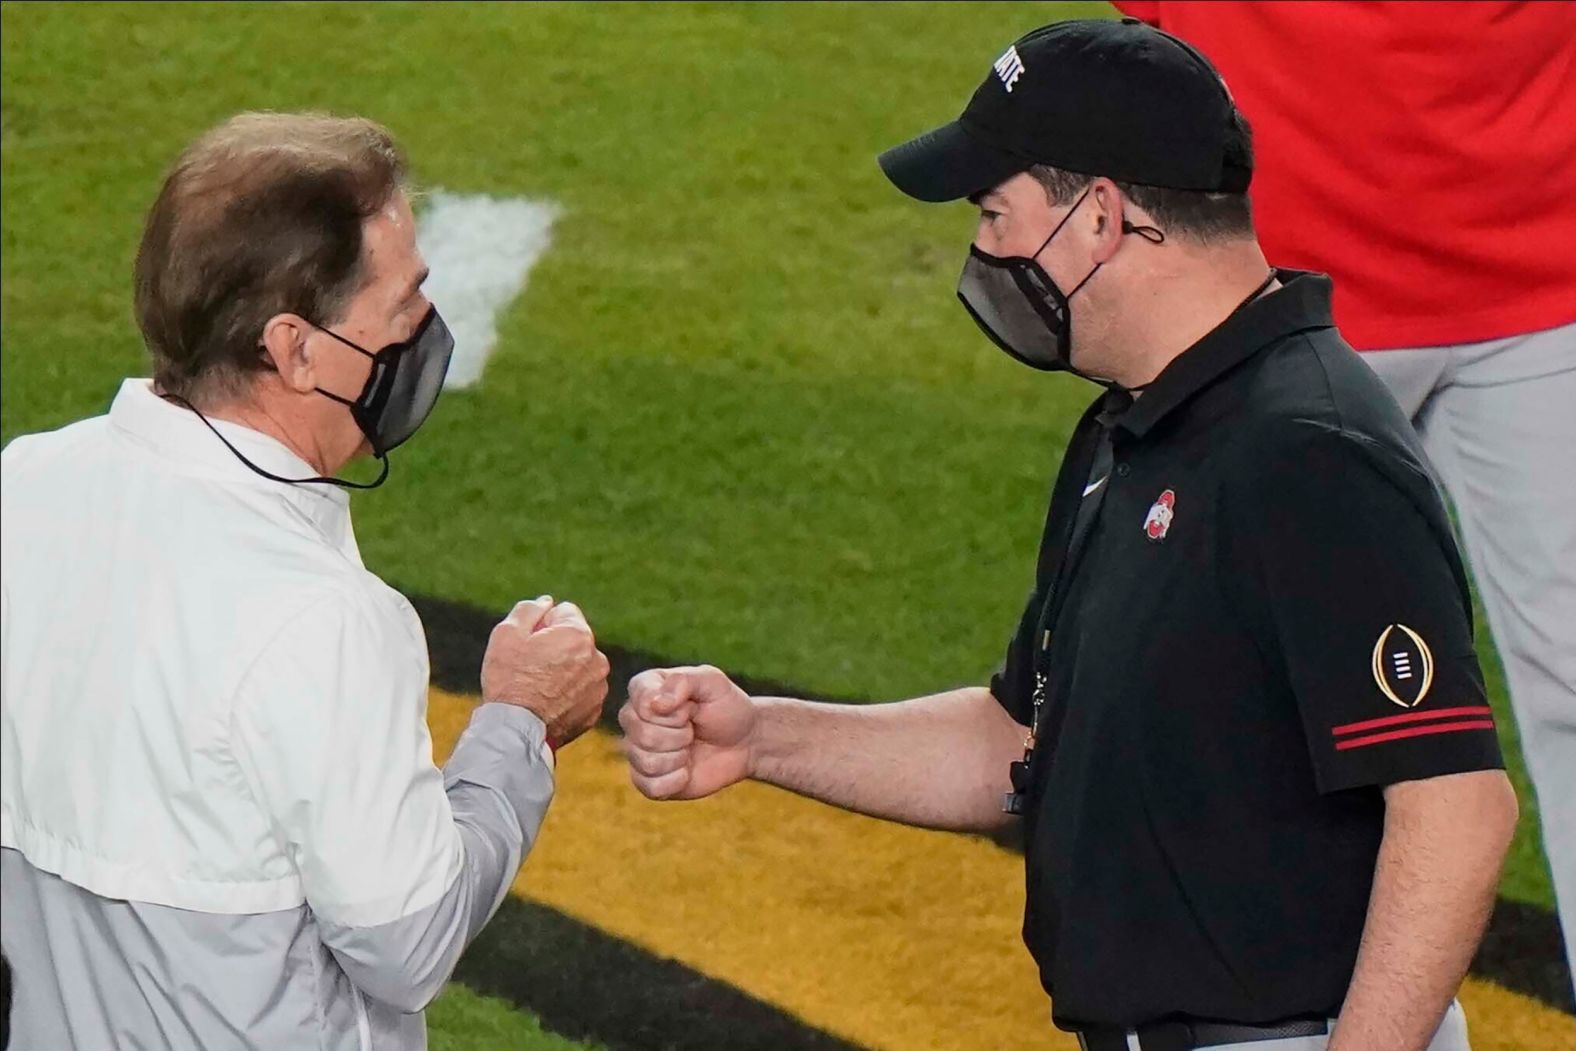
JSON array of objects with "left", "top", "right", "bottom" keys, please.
[{"left": 968, "top": 190, "right": 1005, "bottom": 208}]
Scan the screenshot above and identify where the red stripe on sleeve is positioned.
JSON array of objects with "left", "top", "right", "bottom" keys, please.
[
  {"left": 1333, "top": 720, "right": 1496, "bottom": 751},
  {"left": 1331, "top": 706, "right": 1493, "bottom": 737}
]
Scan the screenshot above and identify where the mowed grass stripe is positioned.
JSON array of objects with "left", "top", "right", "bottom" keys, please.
[
  {"left": 426, "top": 690, "right": 1576, "bottom": 1051},
  {"left": 427, "top": 984, "right": 607, "bottom": 1051}
]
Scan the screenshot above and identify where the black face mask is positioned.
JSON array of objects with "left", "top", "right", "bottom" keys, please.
[
  {"left": 174, "top": 306, "right": 455, "bottom": 490},
  {"left": 956, "top": 189, "right": 1164, "bottom": 379}
]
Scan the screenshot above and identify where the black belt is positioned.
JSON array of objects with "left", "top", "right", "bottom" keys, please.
[{"left": 1075, "top": 1017, "right": 1331, "bottom": 1051}]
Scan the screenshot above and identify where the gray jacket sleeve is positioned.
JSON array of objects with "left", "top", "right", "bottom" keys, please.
[{"left": 317, "top": 702, "right": 555, "bottom": 1013}]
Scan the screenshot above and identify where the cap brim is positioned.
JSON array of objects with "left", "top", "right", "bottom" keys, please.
[{"left": 877, "top": 120, "right": 1029, "bottom": 203}]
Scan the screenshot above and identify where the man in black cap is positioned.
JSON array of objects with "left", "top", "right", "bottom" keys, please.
[{"left": 620, "top": 19, "right": 1515, "bottom": 1051}]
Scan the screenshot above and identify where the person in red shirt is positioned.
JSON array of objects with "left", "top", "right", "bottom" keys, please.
[{"left": 1115, "top": 0, "right": 1576, "bottom": 989}]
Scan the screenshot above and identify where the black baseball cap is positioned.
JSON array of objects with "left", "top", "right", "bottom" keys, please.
[{"left": 879, "top": 18, "right": 1251, "bottom": 202}]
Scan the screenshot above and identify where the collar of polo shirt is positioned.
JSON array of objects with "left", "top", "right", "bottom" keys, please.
[
  {"left": 1113, "top": 270, "right": 1335, "bottom": 440},
  {"left": 108, "top": 379, "right": 351, "bottom": 534}
]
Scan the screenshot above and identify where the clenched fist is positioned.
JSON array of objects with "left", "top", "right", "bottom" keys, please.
[
  {"left": 481, "top": 596, "right": 610, "bottom": 748},
  {"left": 619, "top": 665, "right": 756, "bottom": 800}
]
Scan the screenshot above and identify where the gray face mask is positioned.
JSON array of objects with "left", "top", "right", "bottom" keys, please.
[
  {"left": 174, "top": 307, "right": 455, "bottom": 491},
  {"left": 956, "top": 189, "right": 1163, "bottom": 375},
  {"left": 313, "top": 305, "right": 455, "bottom": 459}
]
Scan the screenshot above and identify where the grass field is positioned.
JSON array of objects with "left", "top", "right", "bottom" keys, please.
[{"left": 2, "top": 2, "right": 1567, "bottom": 1047}]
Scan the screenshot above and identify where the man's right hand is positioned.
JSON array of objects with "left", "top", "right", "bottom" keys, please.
[
  {"left": 619, "top": 665, "right": 757, "bottom": 800},
  {"left": 481, "top": 596, "right": 610, "bottom": 748}
]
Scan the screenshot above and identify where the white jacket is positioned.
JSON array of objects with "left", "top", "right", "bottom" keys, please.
[{"left": 1, "top": 379, "right": 554, "bottom": 1049}]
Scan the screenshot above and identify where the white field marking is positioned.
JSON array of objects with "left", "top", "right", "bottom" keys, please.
[{"left": 415, "top": 191, "right": 560, "bottom": 389}]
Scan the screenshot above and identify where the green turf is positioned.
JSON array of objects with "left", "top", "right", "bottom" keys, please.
[
  {"left": 0, "top": 0, "right": 1553, "bottom": 949},
  {"left": 427, "top": 984, "right": 605, "bottom": 1051}
]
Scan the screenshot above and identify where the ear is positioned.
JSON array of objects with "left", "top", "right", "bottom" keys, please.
[
  {"left": 258, "top": 313, "right": 317, "bottom": 394},
  {"left": 1087, "top": 178, "right": 1127, "bottom": 265}
]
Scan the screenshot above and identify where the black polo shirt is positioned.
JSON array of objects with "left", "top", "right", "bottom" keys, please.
[{"left": 991, "top": 270, "right": 1503, "bottom": 1030}]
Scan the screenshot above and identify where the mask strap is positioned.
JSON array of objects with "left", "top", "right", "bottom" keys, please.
[
  {"left": 307, "top": 322, "right": 402, "bottom": 457},
  {"left": 1121, "top": 220, "right": 1166, "bottom": 244},
  {"left": 1035, "top": 189, "right": 1166, "bottom": 257},
  {"left": 1031, "top": 188, "right": 1093, "bottom": 259},
  {"left": 1060, "top": 210, "right": 1169, "bottom": 301},
  {"left": 315, "top": 387, "right": 360, "bottom": 410},
  {"left": 1067, "top": 262, "right": 1103, "bottom": 299},
  {"left": 315, "top": 326, "right": 377, "bottom": 359},
  {"left": 316, "top": 307, "right": 438, "bottom": 359},
  {"left": 166, "top": 394, "right": 389, "bottom": 490},
  {"left": 256, "top": 325, "right": 373, "bottom": 415},
  {"left": 299, "top": 323, "right": 379, "bottom": 418},
  {"left": 312, "top": 385, "right": 389, "bottom": 457}
]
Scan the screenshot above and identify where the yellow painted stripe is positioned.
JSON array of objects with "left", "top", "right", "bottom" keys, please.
[
  {"left": 428, "top": 689, "right": 1575, "bottom": 1051},
  {"left": 1458, "top": 978, "right": 1576, "bottom": 1051}
]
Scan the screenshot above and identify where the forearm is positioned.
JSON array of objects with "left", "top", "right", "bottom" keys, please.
[
  {"left": 747, "top": 686, "right": 1026, "bottom": 832},
  {"left": 440, "top": 703, "right": 556, "bottom": 927},
  {"left": 324, "top": 703, "right": 555, "bottom": 1011},
  {"left": 1329, "top": 770, "right": 1517, "bottom": 1051}
]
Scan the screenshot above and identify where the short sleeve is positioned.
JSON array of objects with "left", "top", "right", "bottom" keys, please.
[
  {"left": 990, "top": 587, "right": 1039, "bottom": 726},
  {"left": 1225, "top": 426, "right": 1503, "bottom": 793},
  {"left": 230, "top": 591, "right": 462, "bottom": 928}
]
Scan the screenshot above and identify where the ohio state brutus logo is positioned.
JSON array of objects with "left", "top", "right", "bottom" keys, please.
[
  {"left": 1371, "top": 623, "right": 1435, "bottom": 708},
  {"left": 1143, "top": 489, "right": 1176, "bottom": 542}
]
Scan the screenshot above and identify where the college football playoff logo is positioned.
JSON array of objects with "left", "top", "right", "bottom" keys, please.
[{"left": 1371, "top": 623, "right": 1434, "bottom": 709}]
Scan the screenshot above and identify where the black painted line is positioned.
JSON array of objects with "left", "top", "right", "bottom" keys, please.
[
  {"left": 410, "top": 592, "right": 1574, "bottom": 1017},
  {"left": 1474, "top": 897, "right": 1574, "bottom": 1015},
  {"left": 455, "top": 895, "right": 864, "bottom": 1051}
]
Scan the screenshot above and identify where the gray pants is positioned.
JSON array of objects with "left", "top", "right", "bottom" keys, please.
[
  {"left": 1361, "top": 320, "right": 1576, "bottom": 980},
  {"left": 1172, "top": 999, "right": 1470, "bottom": 1050}
]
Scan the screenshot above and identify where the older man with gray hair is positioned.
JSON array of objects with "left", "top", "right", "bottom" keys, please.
[{"left": 0, "top": 112, "right": 609, "bottom": 1050}]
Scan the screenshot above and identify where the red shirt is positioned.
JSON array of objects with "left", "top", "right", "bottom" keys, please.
[{"left": 1115, "top": 1, "right": 1576, "bottom": 350}]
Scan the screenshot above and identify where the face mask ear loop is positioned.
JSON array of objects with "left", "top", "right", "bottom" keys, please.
[
  {"left": 314, "top": 325, "right": 377, "bottom": 359},
  {"left": 166, "top": 393, "right": 390, "bottom": 490},
  {"left": 256, "top": 322, "right": 374, "bottom": 368},
  {"left": 307, "top": 325, "right": 388, "bottom": 452},
  {"left": 1120, "top": 221, "right": 1166, "bottom": 245},
  {"left": 315, "top": 306, "right": 437, "bottom": 359},
  {"left": 314, "top": 387, "right": 359, "bottom": 409},
  {"left": 1066, "top": 262, "right": 1103, "bottom": 299},
  {"left": 262, "top": 322, "right": 375, "bottom": 413},
  {"left": 1030, "top": 187, "right": 1094, "bottom": 261},
  {"left": 1065, "top": 212, "right": 1169, "bottom": 301}
]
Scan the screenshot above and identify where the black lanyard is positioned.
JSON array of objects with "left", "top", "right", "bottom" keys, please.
[{"left": 1027, "top": 392, "right": 1129, "bottom": 737}]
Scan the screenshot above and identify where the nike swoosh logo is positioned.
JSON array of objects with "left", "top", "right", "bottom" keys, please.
[{"left": 1083, "top": 476, "right": 1108, "bottom": 498}]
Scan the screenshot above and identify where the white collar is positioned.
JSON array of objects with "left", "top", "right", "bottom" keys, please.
[{"left": 107, "top": 379, "right": 353, "bottom": 533}]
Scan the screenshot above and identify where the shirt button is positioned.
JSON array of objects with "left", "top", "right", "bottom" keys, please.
[{"left": 1116, "top": 463, "right": 1132, "bottom": 477}]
